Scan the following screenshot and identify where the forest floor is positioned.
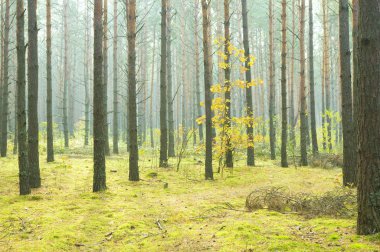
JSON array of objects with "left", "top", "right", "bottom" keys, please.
[{"left": 0, "top": 149, "right": 379, "bottom": 251}]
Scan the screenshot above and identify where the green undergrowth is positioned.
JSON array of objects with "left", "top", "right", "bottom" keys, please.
[{"left": 0, "top": 152, "right": 379, "bottom": 251}]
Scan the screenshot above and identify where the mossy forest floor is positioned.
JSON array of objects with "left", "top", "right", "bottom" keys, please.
[{"left": 0, "top": 149, "right": 379, "bottom": 251}]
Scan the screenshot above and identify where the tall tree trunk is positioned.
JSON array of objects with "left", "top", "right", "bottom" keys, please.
[
  {"left": 194, "top": 0, "right": 203, "bottom": 143},
  {"left": 149, "top": 26, "right": 157, "bottom": 149},
  {"left": 339, "top": 0, "right": 355, "bottom": 186},
  {"left": 28, "top": 0, "right": 41, "bottom": 188},
  {"left": 308, "top": 0, "right": 318, "bottom": 155},
  {"left": 0, "top": 0, "right": 10, "bottom": 157},
  {"left": 351, "top": 0, "right": 359, "bottom": 188},
  {"left": 181, "top": 16, "right": 187, "bottom": 146},
  {"left": 84, "top": 0, "right": 90, "bottom": 146},
  {"left": 201, "top": 0, "right": 213, "bottom": 180},
  {"left": 224, "top": 0, "right": 233, "bottom": 168},
  {"left": 63, "top": 0, "right": 69, "bottom": 148},
  {"left": 103, "top": 0, "right": 110, "bottom": 156},
  {"left": 322, "top": 0, "right": 332, "bottom": 152},
  {"left": 299, "top": 0, "right": 308, "bottom": 166},
  {"left": 356, "top": 0, "right": 380, "bottom": 235},
  {"left": 241, "top": 0, "right": 255, "bottom": 166},
  {"left": 112, "top": 0, "right": 119, "bottom": 154},
  {"left": 127, "top": 0, "right": 139, "bottom": 181},
  {"left": 269, "top": 0, "right": 276, "bottom": 160},
  {"left": 167, "top": 0, "right": 175, "bottom": 157},
  {"left": 93, "top": 0, "right": 106, "bottom": 192},
  {"left": 159, "top": 0, "right": 168, "bottom": 167},
  {"left": 289, "top": 0, "right": 295, "bottom": 148},
  {"left": 17, "top": 0, "right": 30, "bottom": 195},
  {"left": 46, "top": 0, "right": 54, "bottom": 162},
  {"left": 280, "top": 0, "right": 288, "bottom": 167}
]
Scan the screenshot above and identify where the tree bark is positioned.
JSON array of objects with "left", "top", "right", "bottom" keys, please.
[
  {"left": 28, "top": 0, "right": 41, "bottom": 188},
  {"left": 280, "top": 0, "right": 288, "bottom": 167},
  {"left": 84, "top": 0, "right": 90, "bottom": 146},
  {"left": 63, "top": 0, "right": 69, "bottom": 148},
  {"left": 103, "top": 0, "right": 110, "bottom": 156},
  {"left": 352, "top": 0, "right": 359, "bottom": 188},
  {"left": 224, "top": 0, "right": 233, "bottom": 168},
  {"left": 112, "top": 0, "right": 119, "bottom": 154},
  {"left": 93, "top": 0, "right": 107, "bottom": 192},
  {"left": 17, "top": 0, "right": 30, "bottom": 195},
  {"left": 339, "top": 0, "right": 356, "bottom": 186},
  {"left": 308, "top": 0, "right": 318, "bottom": 155},
  {"left": 299, "top": 0, "right": 308, "bottom": 166},
  {"left": 201, "top": 0, "right": 213, "bottom": 180},
  {"left": 241, "top": 0, "right": 255, "bottom": 167},
  {"left": 159, "top": 0, "right": 168, "bottom": 167},
  {"left": 149, "top": 26, "right": 157, "bottom": 149},
  {"left": 269, "top": 0, "right": 276, "bottom": 160},
  {"left": 1, "top": 0, "right": 10, "bottom": 157},
  {"left": 194, "top": 0, "right": 203, "bottom": 143},
  {"left": 356, "top": 0, "right": 380, "bottom": 235},
  {"left": 167, "top": 0, "right": 175, "bottom": 157},
  {"left": 46, "top": 0, "right": 54, "bottom": 162},
  {"left": 127, "top": 0, "right": 139, "bottom": 181}
]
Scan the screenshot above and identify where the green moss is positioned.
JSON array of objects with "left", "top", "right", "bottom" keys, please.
[{"left": 0, "top": 154, "right": 379, "bottom": 251}]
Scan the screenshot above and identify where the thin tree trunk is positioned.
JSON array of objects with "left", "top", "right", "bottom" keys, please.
[
  {"left": 194, "top": 0, "right": 203, "bottom": 143},
  {"left": 112, "top": 0, "right": 119, "bottom": 154},
  {"left": 322, "top": 0, "right": 332, "bottom": 152},
  {"left": 299, "top": 0, "right": 308, "bottom": 166},
  {"left": 241, "top": 0, "right": 255, "bottom": 166},
  {"left": 201, "top": 0, "right": 213, "bottom": 180},
  {"left": 289, "top": 0, "right": 295, "bottom": 147},
  {"left": 103, "top": 0, "right": 110, "bottom": 156},
  {"left": 0, "top": 0, "right": 10, "bottom": 157},
  {"left": 269, "top": 0, "right": 276, "bottom": 160},
  {"left": 167, "top": 0, "right": 175, "bottom": 157},
  {"left": 159, "top": 0, "right": 168, "bottom": 167},
  {"left": 280, "top": 0, "right": 288, "bottom": 167},
  {"left": 63, "top": 0, "right": 69, "bottom": 148},
  {"left": 17, "top": 0, "right": 30, "bottom": 195},
  {"left": 46, "top": 0, "right": 54, "bottom": 162},
  {"left": 339, "top": 0, "right": 355, "bottom": 186},
  {"left": 84, "top": 0, "right": 90, "bottom": 146},
  {"left": 224, "top": 0, "right": 233, "bottom": 168},
  {"left": 356, "top": 0, "right": 380, "bottom": 235},
  {"left": 28, "top": 0, "right": 41, "bottom": 188},
  {"left": 308, "top": 0, "right": 318, "bottom": 155},
  {"left": 127, "top": 0, "right": 139, "bottom": 181},
  {"left": 149, "top": 26, "right": 156, "bottom": 149},
  {"left": 93, "top": 0, "right": 106, "bottom": 192}
]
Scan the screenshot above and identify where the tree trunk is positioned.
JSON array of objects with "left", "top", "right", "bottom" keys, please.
[
  {"left": 339, "top": 0, "right": 356, "bottom": 186},
  {"left": 352, "top": 0, "right": 359, "bottom": 188},
  {"left": 308, "top": 0, "right": 318, "bottom": 155},
  {"left": 159, "top": 0, "right": 168, "bottom": 167},
  {"left": 46, "top": 0, "right": 54, "bottom": 162},
  {"left": 299, "top": 0, "right": 308, "bottom": 166},
  {"left": 194, "top": 0, "right": 203, "bottom": 143},
  {"left": 28, "top": 0, "right": 41, "bottom": 188},
  {"left": 241, "top": 0, "right": 255, "bottom": 167},
  {"left": 17, "top": 0, "right": 30, "bottom": 195},
  {"left": 84, "top": 0, "right": 90, "bottom": 146},
  {"left": 269, "top": 0, "right": 276, "bottom": 160},
  {"left": 127, "top": 0, "right": 139, "bottom": 181},
  {"left": 103, "top": 0, "right": 110, "bottom": 156},
  {"left": 224, "top": 0, "right": 233, "bottom": 168},
  {"left": 322, "top": 0, "right": 332, "bottom": 152},
  {"left": 93, "top": 0, "right": 106, "bottom": 192},
  {"left": 280, "top": 0, "right": 288, "bottom": 167},
  {"left": 289, "top": 0, "right": 295, "bottom": 148},
  {"left": 63, "top": 0, "right": 69, "bottom": 148},
  {"left": 201, "top": 0, "right": 213, "bottom": 180},
  {"left": 149, "top": 26, "right": 157, "bottom": 149},
  {"left": 1, "top": 0, "right": 10, "bottom": 157},
  {"left": 167, "top": 0, "right": 175, "bottom": 157},
  {"left": 356, "top": 0, "right": 380, "bottom": 235},
  {"left": 112, "top": 0, "right": 119, "bottom": 154}
]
